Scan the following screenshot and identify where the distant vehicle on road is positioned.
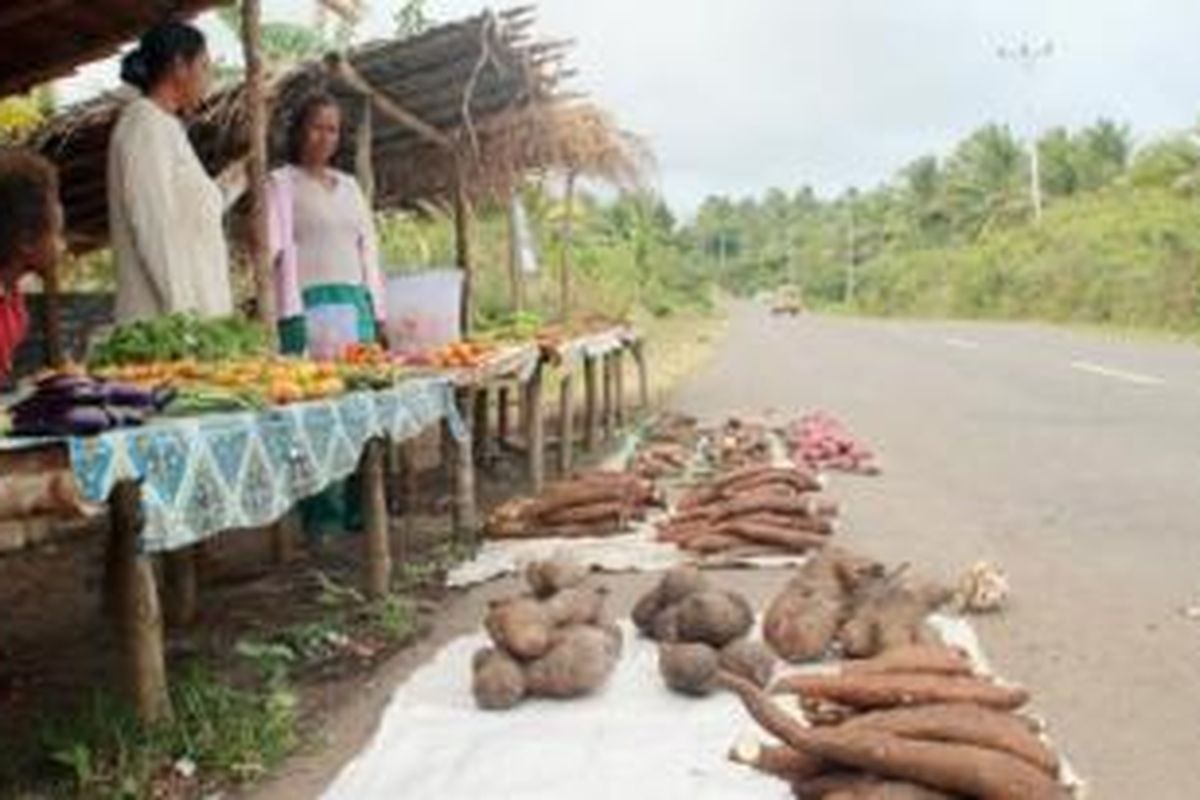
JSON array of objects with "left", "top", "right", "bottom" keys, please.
[{"left": 770, "top": 284, "right": 805, "bottom": 316}]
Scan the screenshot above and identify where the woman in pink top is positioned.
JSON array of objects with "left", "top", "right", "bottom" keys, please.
[
  {"left": 0, "top": 148, "right": 62, "bottom": 385},
  {"left": 268, "top": 92, "right": 386, "bottom": 359}
]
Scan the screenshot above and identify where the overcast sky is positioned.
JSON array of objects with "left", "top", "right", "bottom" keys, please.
[{"left": 61, "top": 0, "right": 1200, "bottom": 214}]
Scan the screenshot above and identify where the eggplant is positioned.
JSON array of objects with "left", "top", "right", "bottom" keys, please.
[
  {"left": 13, "top": 405, "right": 112, "bottom": 436},
  {"left": 34, "top": 373, "right": 95, "bottom": 393},
  {"left": 100, "top": 381, "right": 159, "bottom": 409},
  {"left": 105, "top": 406, "right": 147, "bottom": 428}
]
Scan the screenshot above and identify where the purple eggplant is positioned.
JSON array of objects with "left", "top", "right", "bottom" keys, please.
[
  {"left": 101, "top": 382, "right": 159, "bottom": 409},
  {"left": 13, "top": 405, "right": 112, "bottom": 436}
]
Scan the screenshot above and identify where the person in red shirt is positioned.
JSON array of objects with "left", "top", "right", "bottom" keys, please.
[{"left": 0, "top": 148, "right": 63, "bottom": 383}]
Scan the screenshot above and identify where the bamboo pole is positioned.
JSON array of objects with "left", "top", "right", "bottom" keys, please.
[
  {"left": 559, "top": 172, "right": 577, "bottom": 321},
  {"left": 361, "top": 438, "right": 390, "bottom": 599},
  {"left": 524, "top": 364, "right": 545, "bottom": 492},
  {"left": 582, "top": 356, "right": 598, "bottom": 452},
  {"left": 558, "top": 371, "right": 575, "bottom": 475},
  {"left": 241, "top": 0, "right": 277, "bottom": 341},
  {"left": 109, "top": 481, "right": 171, "bottom": 725}
]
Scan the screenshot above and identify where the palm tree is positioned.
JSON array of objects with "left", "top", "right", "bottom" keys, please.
[{"left": 943, "top": 124, "right": 1030, "bottom": 239}]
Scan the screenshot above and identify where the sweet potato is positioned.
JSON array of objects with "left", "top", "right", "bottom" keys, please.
[
  {"left": 658, "top": 642, "right": 720, "bottom": 696},
  {"left": 764, "top": 555, "right": 849, "bottom": 663},
  {"left": 524, "top": 625, "right": 619, "bottom": 698},
  {"left": 773, "top": 673, "right": 1031, "bottom": 712},
  {"left": 841, "top": 645, "right": 974, "bottom": 678},
  {"left": 719, "top": 638, "right": 776, "bottom": 688},
  {"left": 472, "top": 647, "right": 527, "bottom": 710},
  {"left": 722, "top": 672, "right": 1068, "bottom": 800},
  {"left": 485, "top": 597, "right": 554, "bottom": 660},
  {"left": 675, "top": 590, "right": 755, "bottom": 646},
  {"left": 545, "top": 586, "right": 608, "bottom": 627},
  {"left": 728, "top": 739, "right": 824, "bottom": 782},
  {"left": 524, "top": 557, "right": 590, "bottom": 598},
  {"left": 843, "top": 704, "right": 1059, "bottom": 776}
]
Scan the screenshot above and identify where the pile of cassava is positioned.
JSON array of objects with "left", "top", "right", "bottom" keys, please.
[
  {"left": 724, "top": 649, "right": 1069, "bottom": 799},
  {"left": 720, "top": 548, "right": 1073, "bottom": 799},
  {"left": 472, "top": 558, "right": 622, "bottom": 710},
  {"left": 633, "top": 566, "right": 776, "bottom": 696},
  {"left": 656, "top": 464, "right": 839, "bottom": 557},
  {"left": 485, "top": 471, "right": 661, "bottom": 539}
]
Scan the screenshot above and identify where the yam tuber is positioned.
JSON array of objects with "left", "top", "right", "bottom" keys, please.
[
  {"left": 472, "top": 647, "right": 527, "bottom": 710},
  {"left": 545, "top": 586, "right": 608, "bottom": 627},
  {"left": 658, "top": 642, "right": 721, "bottom": 696},
  {"left": 838, "top": 574, "right": 952, "bottom": 659},
  {"left": 728, "top": 738, "right": 824, "bottom": 782},
  {"left": 485, "top": 597, "right": 554, "bottom": 660},
  {"left": 525, "top": 557, "right": 589, "bottom": 598},
  {"left": 721, "top": 671, "right": 1068, "bottom": 800},
  {"left": 632, "top": 567, "right": 709, "bottom": 636},
  {"left": 764, "top": 555, "right": 849, "bottom": 663},
  {"left": 524, "top": 625, "right": 619, "bottom": 698},
  {"left": 719, "top": 638, "right": 777, "bottom": 688},
  {"left": 675, "top": 590, "right": 755, "bottom": 647},
  {"left": 772, "top": 673, "right": 1031, "bottom": 712}
]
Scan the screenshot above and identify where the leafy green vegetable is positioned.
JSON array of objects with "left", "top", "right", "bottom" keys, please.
[{"left": 89, "top": 314, "right": 270, "bottom": 367}]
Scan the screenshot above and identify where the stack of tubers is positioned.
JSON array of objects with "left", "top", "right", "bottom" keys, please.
[
  {"left": 633, "top": 567, "right": 776, "bottom": 696},
  {"left": 485, "top": 471, "right": 661, "bottom": 539},
  {"left": 785, "top": 412, "right": 882, "bottom": 476},
  {"left": 657, "top": 465, "right": 839, "bottom": 557},
  {"left": 764, "top": 549, "right": 953, "bottom": 664},
  {"left": 472, "top": 557, "right": 622, "bottom": 710},
  {"left": 724, "top": 643, "right": 1071, "bottom": 799},
  {"left": 703, "top": 417, "right": 774, "bottom": 471}
]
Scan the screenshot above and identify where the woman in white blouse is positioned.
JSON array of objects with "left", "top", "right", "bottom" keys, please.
[
  {"left": 267, "top": 92, "right": 386, "bottom": 358},
  {"left": 108, "top": 21, "right": 232, "bottom": 322}
]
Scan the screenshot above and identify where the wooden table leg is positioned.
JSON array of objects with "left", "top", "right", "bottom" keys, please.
[
  {"left": 583, "top": 356, "right": 598, "bottom": 452},
  {"left": 109, "top": 480, "right": 171, "bottom": 725},
  {"left": 360, "top": 438, "right": 390, "bottom": 600},
  {"left": 631, "top": 340, "right": 649, "bottom": 410},
  {"left": 394, "top": 439, "right": 419, "bottom": 562},
  {"left": 524, "top": 365, "right": 545, "bottom": 492},
  {"left": 164, "top": 547, "right": 197, "bottom": 627},
  {"left": 601, "top": 353, "right": 615, "bottom": 441},
  {"left": 613, "top": 350, "right": 627, "bottom": 430},
  {"left": 558, "top": 371, "right": 575, "bottom": 475},
  {"left": 447, "top": 417, "right": 477, "bottom": 548},
  {"left": 497, "top": 385, "right": 511, "bottom": 447},
  {"left": 269, "top": 512, "right": 298, "bottom": 564},
  {"left": 473, "top": 386, "right": 491, "bottom": 465}
]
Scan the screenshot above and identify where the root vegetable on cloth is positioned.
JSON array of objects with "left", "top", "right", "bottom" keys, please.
[
  {"left": 719, "top": 639, "right": 777, "bottom": 689},
  {"left": 675, "top": 590, "right": 756, "bottom": 646},
  {"left": 472, "top": 647, "right": 526, "bottom": 710},
  {"left": 840, "top": 645, "right": 975, "bottom": 677},
  {"left": 771, "top": 673, "right": 1031, "bottom": 713},
  {"left": 524, "top": 625, "right": 622, "bottom": 698},
  {"left": 659, "top": 642, "right": 721, "bottom": 696},
  {"left": 525, "top": 557, "right": 590, "bottom": 598},
  {"left": 484, "top": 597, "right": 554, "bottom": 660},
  {"left": 722, "top": 671, "right": 1070, "bottom": 800},
  {"left": 793, "top": 773, "right": 957, "bottom": 799},
  {"left": 838, "top": 572, "right": 954, "bottom": 660},
  {"left": 764, "top": 554, "right": 852, "bottom": 663},
  {"left": 632, "top": 566, "right": 710, "bottom": 637}
]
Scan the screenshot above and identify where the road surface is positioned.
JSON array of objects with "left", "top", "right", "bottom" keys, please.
[{"left": 675, "top": 303, "right": 1200, "bottom": 798}]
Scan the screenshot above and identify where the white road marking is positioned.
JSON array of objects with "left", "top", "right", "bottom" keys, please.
[
  {"left": 944, "top": 337, "right": 981, "bottom": 350},
  {"left": 1069, "top": 360, "right": 1165, "bottom": 386}
]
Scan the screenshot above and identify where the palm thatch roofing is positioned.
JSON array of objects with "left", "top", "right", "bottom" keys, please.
[
  {"left": 0, "top": 0, "right": 230, "bottom": 99},
  {"left": 34, "top": 6, "right": 649, "bottom": 252}
]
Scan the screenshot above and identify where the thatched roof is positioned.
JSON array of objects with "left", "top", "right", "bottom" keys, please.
[
  {"left": 0, "top": 0, "right": 229, "bottom": 99},
  {"left": 34, "top": 6, "right": 648, "bottom": 252}
]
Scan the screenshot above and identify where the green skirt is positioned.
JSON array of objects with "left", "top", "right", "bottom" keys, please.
[{"left": 278, "top": 283, "right": 379, "bottom": 538}]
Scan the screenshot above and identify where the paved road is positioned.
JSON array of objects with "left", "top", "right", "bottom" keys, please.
[{"left": 674, "top": 303, "right": 1200, "bottom": 798}]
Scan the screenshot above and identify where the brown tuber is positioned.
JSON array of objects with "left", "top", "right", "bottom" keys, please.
[
  {"left": 675, "top": 590, "right": 755, "bottom": 647},
  {"left": 524, "top": 625, "right": 620, "bottom": 699},
  {"left": 472, "top": 647, "right": 527, "bottom": 710},
  {"left": 485, "top": 597, "right": 554, "bottom": 660},
  {"left": 719, "top": 638, "right": 777, "bottom": 689},
  {"left": 658, "top": 642, "right": 721, "bottom": 696},
  {"left": 525, "top": 557, "right": 590, "bottom": 598}
]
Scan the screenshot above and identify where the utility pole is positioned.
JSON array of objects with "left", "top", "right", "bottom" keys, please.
[{"left": 999, "top": 39, "right": 1054, "bottom": 223}]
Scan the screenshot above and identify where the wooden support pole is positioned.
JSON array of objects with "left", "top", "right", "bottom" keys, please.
[
  {"left": 394, "top": 439, "right": 419, "bottom": 561},
  {"left": 360, "top": 438, "right": 390, "bottom": 600},
  {"left": 447, "top": 418, "right": 477, "bottom": 547},
  {"left": 241, "top": 0, "right": 278, "bottom": 342},
  {"left": 109, "top": 481, "right": 171, "bottom": 725},
  {"left": 631, "top": 340, "right": 650, "bottom": 409},
  {"left": 559, "top": 172, "right": 577, "bottom": 322},
  {"left": 558, "top": 371, "right": 575, "bottom": 475},
  {"left": 524, "top": 364, "right": 545, "bottom": 492},
  {"left": 472, "top": 386, "right": 490, "bottom": 464},
  {"left": 497, "top": 385, "right": 511, "bottom": 446},
  {"left": 583, "top": 356, "right": 599, "bottom": 452},
  {"left": 269, "top": 512, "right": 298, "bottom": 564},
  {"left": 164, "top": 548, "right": 197, "bottom": 628},
  {"left": 601, "top": 353, "right": 615, "bottom": 441},
  {"left": 506, "top": 192, "right": 525, "bottom": 312},
  {"left": 453, "top": 159, "right": 473, "bottom": 338},
  {"left": 613, "top": 350, "right": 627, "bottom": 430},
  {"left": 40, "top": 262, "right": 64, "bottom": 368}
]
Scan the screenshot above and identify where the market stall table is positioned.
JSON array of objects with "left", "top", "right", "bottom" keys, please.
[
  {"left": 540, "top": 327, "right": 646, "bottom": 474},
  {"left": 0, "top": 377, "right": 471, "bottom": 723}
]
